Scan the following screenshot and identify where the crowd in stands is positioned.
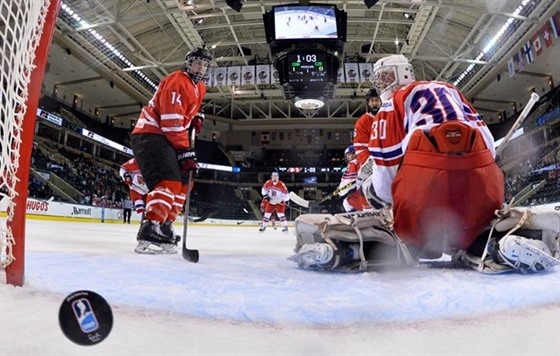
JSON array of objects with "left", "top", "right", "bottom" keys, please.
[{"left": 500, "top": 93, "right": 560, "bottom": 205}]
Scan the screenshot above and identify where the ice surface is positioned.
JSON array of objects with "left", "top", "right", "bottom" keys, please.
[{"left": 1, "top": 220, "right": 559, "bottom": 355}]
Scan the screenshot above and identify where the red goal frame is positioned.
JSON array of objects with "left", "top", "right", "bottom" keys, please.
[{"left": 5, "top": 0, "right": 61, "bottom": 286}]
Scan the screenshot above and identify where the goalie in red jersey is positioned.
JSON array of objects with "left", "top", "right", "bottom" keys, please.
[
  {"left": 290, "top": 54, "right": 559, "bottom": 274},
  {"left": 259, "top": 172, "right": 289, "bottom": 232}
]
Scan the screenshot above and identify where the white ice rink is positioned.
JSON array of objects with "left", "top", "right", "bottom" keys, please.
[{"left": 1, "top": 219, "right": 559, "bottom": 355}]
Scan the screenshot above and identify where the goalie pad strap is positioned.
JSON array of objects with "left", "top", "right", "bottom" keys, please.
[{"left": 294, "top": 212, "right": 415, "bottom": 270}]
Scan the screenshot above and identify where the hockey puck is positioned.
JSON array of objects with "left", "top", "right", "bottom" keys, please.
[{"left": 58, "top": 290, "right": 113, "bottom": 346}]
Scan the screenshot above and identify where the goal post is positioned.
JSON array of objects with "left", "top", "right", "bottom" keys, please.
[{"left": 1, "top": 0, "right": 61, "bottom": 286}]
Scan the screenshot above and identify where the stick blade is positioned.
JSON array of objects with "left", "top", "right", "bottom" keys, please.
[
  {"left": 182, "top": 248, "right": 199, "bottom": 263},
  {"left": 289, "top": 191, "right": 310, "bottom": 208}
]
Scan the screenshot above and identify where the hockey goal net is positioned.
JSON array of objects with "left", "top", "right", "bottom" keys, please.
[{"left": 1, "top": 0, "right": 60, "bottom": 286}]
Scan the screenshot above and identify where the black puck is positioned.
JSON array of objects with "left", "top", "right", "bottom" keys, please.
[{"left": 58, "top": 290, "right": 113, "bottom": 346}]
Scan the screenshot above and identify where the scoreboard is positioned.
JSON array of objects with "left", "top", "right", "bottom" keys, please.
[{"left": 287, "top": 53, "right": 328, "bottom": 84}]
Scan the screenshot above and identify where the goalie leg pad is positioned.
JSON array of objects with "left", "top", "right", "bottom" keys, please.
[{"left": 292, "top": 211, "right": 414, "bottom": 271}]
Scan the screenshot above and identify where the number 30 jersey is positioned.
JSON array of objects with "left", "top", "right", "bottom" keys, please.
[{"left": 367, "top": 81, "right": 496, "bottom": 203}]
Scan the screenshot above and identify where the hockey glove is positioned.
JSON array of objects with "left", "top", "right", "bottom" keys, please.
[
  {"left": 177, "top": 149, "right": 198, "bottom": 179},
  {"left": 122, "top": 173, "right": 132, "bottom": 186},
  {"left": 191, "top": 110, "right": 205, "bottom": 135}
]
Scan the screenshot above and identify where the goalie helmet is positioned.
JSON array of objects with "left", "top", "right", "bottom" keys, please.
[
  {"left": 184, "top": 47, "right": 213, "bottom": 84},
  {"left": 271, "top": 171, "right": 279, "bottom": 182},
  {"left": 365, "top": 88, "right": 381, "bottom": 114},
  {"left": 373, "top": 54, "right": 415, "bottom": 102}
]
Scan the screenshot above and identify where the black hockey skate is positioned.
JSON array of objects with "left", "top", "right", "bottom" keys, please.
[
  {"left": 161, "top": 220, "right": 181, "bottom": 243},
  {"left": 134, "top": 220, "right": 177, "bottom": 255}
]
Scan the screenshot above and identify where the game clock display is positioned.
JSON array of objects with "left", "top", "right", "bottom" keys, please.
[
  {"left": 288, "top": 53, "right": 327, "bottom": 84},
  {"left": 275, "top": 49, "right": 340, "bottom": 87}
]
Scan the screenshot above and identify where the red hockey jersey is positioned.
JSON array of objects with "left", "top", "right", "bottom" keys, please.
[
  {"left": 261, "top": 179, "right": 289, "bottom": 205},
  {"left": 353, "top": 112, "right": 376, "bottom": 165},
  {"left": 367, "top": 81, "right": 495, "bottom": 203},
  {"left": 119, "top": 158, "right": 148, "bottom": 195},
  {"left": 132, "top": 70, "right": 206, "bottom": 150}
]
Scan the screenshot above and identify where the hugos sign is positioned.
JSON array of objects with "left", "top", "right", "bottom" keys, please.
[{"left": 27, "top": 200, "right": 49, "bottom": 212}]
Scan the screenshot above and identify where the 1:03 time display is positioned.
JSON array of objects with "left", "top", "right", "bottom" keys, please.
[{"left": 293, "top": 54, "right": 320, "bottom": 64}]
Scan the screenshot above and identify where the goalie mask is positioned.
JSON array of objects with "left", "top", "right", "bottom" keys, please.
[
  {"left": 373, "top": 54, "right": 415, "bottom": 102},
  {"left": 184, "top": 47, "right": 213, "bottom": 84},
  {"left": 365, "top": 88, "right": 381, "bottom": 115},
  {"left": 271, "top": 172, "right": 279, "bottom": 183}
]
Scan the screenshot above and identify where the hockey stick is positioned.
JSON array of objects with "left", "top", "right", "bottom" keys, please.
[
  {"left": 289, "top": 181, "right": 355, "bottom": 208},
  {"left": 476, "top": 93, "right": 541, "bottom": 272},
  {"left": 495, "top": 92, "right": 540, "bottom": 158},
  {"left": 181, "top": 129, "right": 199, "bottom": 263}
]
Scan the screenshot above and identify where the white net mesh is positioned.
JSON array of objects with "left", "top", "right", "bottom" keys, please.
[{"left": 1, "top": 0, "right": 51, "bottom": 269}]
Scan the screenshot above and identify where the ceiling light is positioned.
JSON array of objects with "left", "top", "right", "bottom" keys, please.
[{"left": 294, "top": 97, "right": 324, "bottom": 110}]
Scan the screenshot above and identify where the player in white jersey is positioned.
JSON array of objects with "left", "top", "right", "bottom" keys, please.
[{"left": 260, "top": 172, "right": 289, "bottom": 232}]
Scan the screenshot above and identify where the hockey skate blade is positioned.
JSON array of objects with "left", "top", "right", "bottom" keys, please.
[{"left": 134, "top": 241, "right": 177, "bottom": 255}]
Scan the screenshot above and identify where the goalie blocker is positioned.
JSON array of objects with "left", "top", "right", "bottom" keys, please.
[{"left": 290, "top": 207, "right": 560, "bottom": 274}]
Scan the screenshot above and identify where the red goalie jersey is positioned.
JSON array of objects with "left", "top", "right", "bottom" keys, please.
[{"left": 367, "top": 81, "right": 496, "bottom": 204}]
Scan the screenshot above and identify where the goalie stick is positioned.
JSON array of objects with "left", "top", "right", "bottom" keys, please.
[
  {"left": 289, "top": 181, "right": 355, "bottom": 208},
  {"left": 476, "top": 93, "right": 541, "bottom": 272},
  {"left": 181, "top": 129, "right": 199, "bottom": 263},
  {"left": 495, "top": 92, "right": 540, "bottom": 158}
]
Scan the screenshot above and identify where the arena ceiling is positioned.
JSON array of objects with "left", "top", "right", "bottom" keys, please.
[{"left": 43, "top": 0, "right": 560, "bottom": 129}]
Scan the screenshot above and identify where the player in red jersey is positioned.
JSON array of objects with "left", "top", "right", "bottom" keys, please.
[
  {"left": 260, "top": 172, "right": 289, "bottom": 232},
  {"left": 353, "top": 88, "right": 382, "bottom": 165},
  {"left": 130, "top": 47, "right": 211, "bottom": 254},
  {"left": 119, "top": 158, "right": 149, "bottom": 216},
  {"left": 337, "top": 145, "right": 372, "bottom": 212},
  {"left": 361, "top": 54, "right": 504, "bottom": 260}
]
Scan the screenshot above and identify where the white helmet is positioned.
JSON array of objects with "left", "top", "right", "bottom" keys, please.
[{"left": 373, "top": 54, "right": 415, "bottom": 101}]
